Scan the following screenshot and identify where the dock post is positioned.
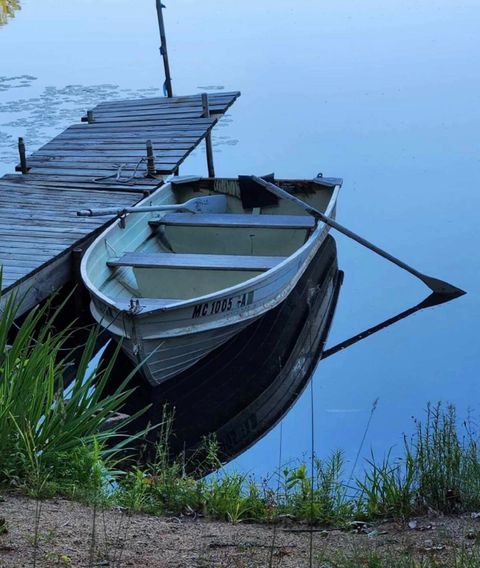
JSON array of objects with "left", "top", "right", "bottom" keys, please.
[
  {"left": 201, "top": 93, "right": 215, "bottom": 178},
  {"left": 156, "top": 0, "right": 173, "bottom": 97},
  {"left": 18, "top": 137, "right": 28, "bottom": 174},
  {"left": 86, "top": 110, "right": 94, "bottom": 124},
  {"left": 146, "top": 140, "right": 156, "bottom": 177}
]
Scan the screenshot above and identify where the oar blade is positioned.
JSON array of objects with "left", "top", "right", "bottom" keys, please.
[
  {"left": 250, "top": 174, "right": 466, "bottom": 299},
  {"left": 420, "top": 275, "right": 466, "bottom": 298}
]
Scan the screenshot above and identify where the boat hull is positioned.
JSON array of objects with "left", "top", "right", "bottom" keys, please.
[
  {"left": 82, "top": 177, "right": 341, "bottom": 386},
  {"left": 112, "top": 315, "right": 257, "bottom": 385},
  {"left": 90, "top": 217, "right": 331, "bottom": 385}
]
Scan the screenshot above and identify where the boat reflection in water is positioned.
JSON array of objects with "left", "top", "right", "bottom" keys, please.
[{"left": 116, "top": 234, "right": 342, "bottom": 465}]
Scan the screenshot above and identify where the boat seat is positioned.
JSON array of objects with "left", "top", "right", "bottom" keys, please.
[
  {"left": 107, "top": 252, "right": 287, "bottom": 271},
  {"left": 148, "top": 213, "right": 316, "bottom": 229}
]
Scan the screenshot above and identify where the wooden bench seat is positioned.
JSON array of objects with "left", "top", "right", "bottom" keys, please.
[
  {"left": 148, "top": 213, "right": 316, "bottom": 229},
  {"left": 107, "top": 252, "right": 286, "bottom": 271}
]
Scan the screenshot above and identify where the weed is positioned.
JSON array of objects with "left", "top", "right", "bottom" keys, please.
[
  {"left": 0, "top": 286, "right": 147, "bottom": 496},
  {"left": 0, "top": 517, "right": 8, "bottom": 535},
  {"left": 318, "top": 546, "right": 480, "bottom": 568}
]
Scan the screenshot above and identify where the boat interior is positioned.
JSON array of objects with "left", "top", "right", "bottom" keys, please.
[{"left": 89, "top": 177, "right": 336, "bottom": 304}]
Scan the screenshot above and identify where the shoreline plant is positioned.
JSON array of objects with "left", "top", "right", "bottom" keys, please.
[{"left": 0, "top": 286, "right": 146, "bottom": 499}]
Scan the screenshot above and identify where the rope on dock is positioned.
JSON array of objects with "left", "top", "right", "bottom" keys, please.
[{"left": 92, "top": 158, "right": 148, "bottom": 185}]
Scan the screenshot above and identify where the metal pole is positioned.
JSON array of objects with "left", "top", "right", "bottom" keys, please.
[
  {"left": 156, "top": 0, "right": 173, "bottom": 97},
  {"left": 202, "top": 93, "right": 215, "bottom": 177}
]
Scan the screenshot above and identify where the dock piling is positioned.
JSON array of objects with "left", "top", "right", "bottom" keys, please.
[
  {"left": 156, "top": 0, "right": 173, "bottom": 97},
  {"left": 18, "top": 137, "right": 28, "bottom": 174},
  {"left": 202, "top": 93, "right": 215, "bottom": 177},
  {"left": 86, "top": 110, "right": 94, "bottom": 124},
  {"left": 146, "top": 140, "right": 156, "bottom": 177}
]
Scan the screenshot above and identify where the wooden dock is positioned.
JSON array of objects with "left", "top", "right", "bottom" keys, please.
[{"left": 0, "top": 91, "right": 240, "bottom": 316}]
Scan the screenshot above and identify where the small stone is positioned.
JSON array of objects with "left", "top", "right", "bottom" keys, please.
[{"left": 408, "top": 520, "right": 417, "bottom": 529}]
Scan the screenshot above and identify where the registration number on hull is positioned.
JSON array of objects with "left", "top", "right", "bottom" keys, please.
[{"left": 191, "top": 291, "right": 254, "bottom": 319}]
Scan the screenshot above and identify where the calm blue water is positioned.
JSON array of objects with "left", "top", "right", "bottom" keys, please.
[{"left": 1, "top": 0, "right": 478, "bottom": 476}]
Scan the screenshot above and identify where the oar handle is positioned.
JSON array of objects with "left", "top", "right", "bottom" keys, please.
[
  {"left": 77, "top": 204, "right": 191, "bottom": 217},
  {"left": 251, "top": 176, "right": 465, "bottom": 298}
]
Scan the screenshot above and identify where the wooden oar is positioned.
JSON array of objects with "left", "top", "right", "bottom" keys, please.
[
  {"left": 251, "top": 176, "right": 465, "bottom": 297},
  {"left": 77, "top": 195, "right": 227, "bottom": 217}
]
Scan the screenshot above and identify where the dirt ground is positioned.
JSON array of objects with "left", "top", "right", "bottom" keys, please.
[{"left": 2, "top": 495, "right": 480, "bottom": 567}]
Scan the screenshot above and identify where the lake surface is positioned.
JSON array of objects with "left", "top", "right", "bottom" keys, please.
[{"left": 1, "top": 0, "right": 478, "bottom": 477}]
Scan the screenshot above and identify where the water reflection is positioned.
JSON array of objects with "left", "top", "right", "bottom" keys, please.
[
  {"left": 323, "top": 292, "right": 459, "bottom": 360},
  {"left": 0, "top": 0, "right": 20, "bottom": 26},
  {"left": 0, "top": 82, "right": 160, "bottom": 167}
]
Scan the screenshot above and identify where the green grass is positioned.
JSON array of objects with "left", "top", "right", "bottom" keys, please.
[
  {"left": 0, "top": 285, "right": 146, "bottom": 499},
  {"left": 107, "top": 401, "right": 480, "bottom": 526},
  {"left": 357, "top": 403, "right": 480, "bottom": 521}
]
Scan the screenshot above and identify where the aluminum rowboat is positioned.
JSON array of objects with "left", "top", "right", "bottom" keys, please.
[{"left": 80, "top": 175, "right": 341, "bottom": 386}]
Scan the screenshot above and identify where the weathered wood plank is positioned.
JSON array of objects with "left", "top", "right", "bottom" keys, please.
[
  {"left": 0, "top": 185, "right": 142, "bottom": 199},
  {"left": 67, "top": 122, "right": 216, "bottom": 132},
  {"left": 94, "top": 91, "right": 239, "bottom": 108},
  {"left": 39, "top": 144, "right": 197, "bottom": 154},
  {"left": 26, "top": 156, "right": 181, "bottom": 166},
  {"left": 0, "top": 174, "right": 159, "bottom": 189},
  {"left": 93, "top": 92, "right": 240, "bottom": 111},
  {"left": 31, "top": 149, "right": 188, "bottom": 158},
  {"left": 69, "top": 120, "right": 215, "bottom": 130},
  {"left": 0, "top": 197, "right": 137, "bottom": 209},
  {"left": 0, "top": 248, "right": 64, "bottom": 259},
  {"left": 0, "top": 240, "right": 70, "bottom": 251},
  {"left": 26, "top": 166, "right": 176, "bottom": 177},
  {"left": 52, "top": 129, "right": 208, "bottom": 138},
  {"left": 0, "top": 181, "right": 153, "bottom": 194},
  {"left": 86, "top": 110, "right": 206, "bottom": 122},
  {"left": 0, "top": 227, "right": 93, "bottom": 238},
  {"left": 93, "top": 102, "right": 233, "bottom": 115},
  {"left": 0, "top": 215, "right": 107, "bottom": 229}
]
